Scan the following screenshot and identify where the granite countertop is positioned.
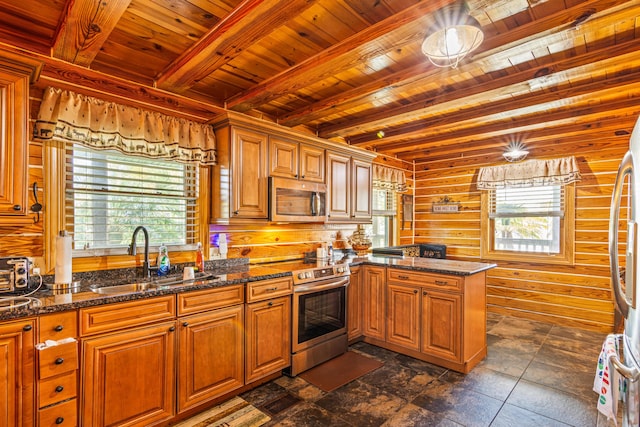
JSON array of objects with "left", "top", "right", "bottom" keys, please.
[{"left": 0, "top": 255, "right": 496, "bottom": 321}]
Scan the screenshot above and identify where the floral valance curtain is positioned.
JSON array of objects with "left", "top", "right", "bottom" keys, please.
[
  {"left": 373, "top": 164, "right": 407, "bottom": 193},
  {"left": 34, "top": 87, "right": 216, "bottom": 165},
  {"left": 477, "top": 156, "right": 581, "bottom": 190}
]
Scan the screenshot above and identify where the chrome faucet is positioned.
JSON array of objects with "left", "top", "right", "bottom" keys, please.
[{"left": 128, "top": 226, "right": 150, "bottom": 278}]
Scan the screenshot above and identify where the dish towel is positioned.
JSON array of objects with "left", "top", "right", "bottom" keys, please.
[{"left": 594, "top": 334, "right": 622, "bottom": 424}]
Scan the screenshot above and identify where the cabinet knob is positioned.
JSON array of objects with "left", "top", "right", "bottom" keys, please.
[
  {"left": 301, "top": 175, "right": 305, "bottom": 179},
  {"left": 54, "top": 325, "right": 64, "bottom": 332},
  {"left": 294, "top": 174, "right": 298, "bottom": 178},
  {"left": 413, "top": 289, "right": 418, "bottom": 294},
  {"left": 12, "top": 204, "right": 21, "bottom": 211},
  {"left": 423, "top": 291, "right": 427, "bottom": 296},
  {"left": 268, "top": 301, "right": 273, "bottom": 306},
  {"left": 55, "top": 417, "right": 64, "bottom": 424},
  {"left": 233, "top": 210, "right": 239, "bottom": 215},
  {"left": 169, "top": 326, "right": 176, "bottom": 332},
  {"left": 55, "top": 357, "right": 64, "bottom": 365},
  {"left": 55, "top": 385, "right": 64, "bottom": 393},
  {"left": 182, "top": 321, "right": 189, "bottom": 327},
  {"left": 23, "top": 324, "right": 32, "bottom": 332}
]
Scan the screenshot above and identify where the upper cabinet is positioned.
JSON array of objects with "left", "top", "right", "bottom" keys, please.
[
  {"left": 0, "top": 51, "right": 42, "bottom": 224},
  {"left": 327, "top": 152, "right": 372, "bottom": 223},
  {"left": 269, "top": 136, "right": 324, "bottom": 183}
]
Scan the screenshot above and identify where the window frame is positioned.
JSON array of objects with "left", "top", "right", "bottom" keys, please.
[
  {"left": 480, "top": 183, "right": 575, "bottom": 265},
  {"left": 369, "top": 188, "right": 398, "bottom": 248}
]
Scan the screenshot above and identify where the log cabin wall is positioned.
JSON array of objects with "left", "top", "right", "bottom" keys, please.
[{"left": 412, "top": 136, "right": 626, "bottom": 333}]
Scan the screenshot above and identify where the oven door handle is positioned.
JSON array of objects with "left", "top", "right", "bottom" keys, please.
[{"left": 294, "top": 277, "right": 349, "bottom": 293}]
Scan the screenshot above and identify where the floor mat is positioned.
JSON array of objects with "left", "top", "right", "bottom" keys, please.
[
  {"left": 172, "top": 396, "right": 271, "bottom": 427},
  {"left": 298, "top": 351, "right": 384, "bottom": 392}
]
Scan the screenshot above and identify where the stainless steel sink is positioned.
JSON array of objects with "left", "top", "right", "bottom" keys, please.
[{"left": 90, "top": 273, "right": 219, "bottom": 295}]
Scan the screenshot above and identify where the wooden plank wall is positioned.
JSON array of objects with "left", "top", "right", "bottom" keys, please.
[{"left": 413, "top": 137, "right": 628, "bottom": 333}]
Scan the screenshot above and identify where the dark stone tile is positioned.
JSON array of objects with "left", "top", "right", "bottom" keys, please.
[
  {"left": 273, "top": 375, "right": 326, "bottom": 402},
  {"left": 350, "top": 342, "right": 401, "bottom": 363},
  {"left": 533, "top": 336, "right": 600, "bottom": 374},
  {"left": 506, "top": 379, "right": 598, "bottom": 427},
  {"left": 241, "top": 381, "right": 288, "bottom": 407},
  {"left": 261, "top": 393, "right": 301, "bottom": 416},
  {"left": 479, "top": 335, "right": 540, "bottom": 377},
  {"left": 488, "top": 316, "right": 553, "bottom": 345},
  {"left": 523, "top": 359, "right": 597, "bottom": 400},
  {"left": 265, "top": 401, "right": 353, "bottom": 427},
  {"left": 442, "top": 365, "right": 518, "bottom": 401},
  {"left": 490, "top": 403, "right": 572, "bottom": 427},
  {"left": 359, "top": 361, "right": 438, "bottom": 401},
  {"left": 394, "top": 353, "right": 449, "bottom": 378},
  {"left": 382, "top": 403, "right": 464, "bottom": 427},
  {"left": 412, "top": 379, "right": 503, "bottom": 427},
  {"left": 548, "top": 325, "right": 607, "bottom": 348},
  {"left": 486, "top": 312, "right": 504, "bottom": 330},
  {"left": 315, "top": 379, "right": 406, "bottom": 427}
]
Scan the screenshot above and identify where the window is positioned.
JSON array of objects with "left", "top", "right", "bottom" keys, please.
[
  {"left": 368, "top": 189, "right": 396, "bottom": 248},
  {"left": 65, "top": 144, "right": 198, "bottom": 255},
  {"left": 481, "top": 183, "right": 575, "bottom": 264}
]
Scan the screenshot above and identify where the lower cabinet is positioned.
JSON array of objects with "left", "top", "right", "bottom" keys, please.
[
  {"left": 347, "top": 266, "right": 362, "bottom": 341},
  {"left": 0, "top": 318, "right": 35, "bottom": 427},
  {"left": 421, "top": 290, "right": 461, "bottom": 362},
  {"left": 245, "top": 296, "right": 291, "bottom": 383},
  {"left": 386, "top": 283, "right": 421, "bottom": 351},
  {"left": 177, "top": 304, "right": 244, "bottom": 413},
  {"left": 362, "top": 265, "right": 386, "bottom": 340},
  {"left": 81, "top": 321, "right": 177, "bottom": 426}
]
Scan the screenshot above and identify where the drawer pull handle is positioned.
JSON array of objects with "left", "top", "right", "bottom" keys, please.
[
  {"left": 55, "top": 358, "right": 64, "bottom": 365},
  {"left": 55, "top": 417, "right": 64, "bottom": 424},
  {"left": 398, "top": 275, "right": 410, "bottom": 280},
  {"left": 55, "top": 385, "right": 64, "bottom": 393},
  {"left": 435, "top": 280, "right": 448, "bottom": 285},
  {"left": 266, "top": 287, "right": 278, "bottom": 291},
  {"left": 23, "top": 324, "right": 32, "bottom": 332},
  {"left": 54, "top": 325, "right": 64, "bottom": 332}
]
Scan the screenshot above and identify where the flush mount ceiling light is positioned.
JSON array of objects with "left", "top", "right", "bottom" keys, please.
[
  {"left": 503, "top": 141, "right": 529, "bottom": 162},
  {"left": 421, "top": 3, "right": 484, "bottom": 69}
]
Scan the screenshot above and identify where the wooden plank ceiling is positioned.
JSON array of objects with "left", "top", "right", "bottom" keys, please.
[{"left": 1, "top": 0, "right": 639, "bottom": 163}]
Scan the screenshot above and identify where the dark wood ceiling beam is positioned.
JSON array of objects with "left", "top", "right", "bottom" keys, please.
[
  {"left": 280, "top": 0, "right": 630, "bottom": 129},
  {"left": 155, "top": 0, "right": 317, "bottom": 93},
  {"left": 224, "top": 0, "right": 459, "bottom": 112},
  {"left": 52, "top": 0, "right": 132, "bottom": 66}
]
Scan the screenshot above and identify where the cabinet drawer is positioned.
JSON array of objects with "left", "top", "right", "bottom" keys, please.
[
  {"left": 177, "top": 285, "right": 244, "bottom": 315},
  {"left": 246, "top": 277, "right": 293, "bottom": 302},
  {"left": 38, "top": 342, "right": 78, "bottom": 379},
  {"left": 387, "top": 268, "right": 462, "bottom": 291},
  {"left": 39, "top": 311, "right": 77, "bottom": 342},
  {"left": 38, "top": 370, "right": 77, "bottom": 408},
  {"left": 38, "top": 398, "right": 77, "bottom": 427},
  {"left": 80, "top": 295, "right": 175, "bottom": 336}
]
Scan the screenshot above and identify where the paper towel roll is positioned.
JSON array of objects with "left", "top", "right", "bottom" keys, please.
[{"left": 55, "top": 232, "right": 72, "bottom": 284}]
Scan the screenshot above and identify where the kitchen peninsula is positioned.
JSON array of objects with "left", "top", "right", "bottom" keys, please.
[{"left": 0, "top": 255, "right": 494, "bottom": 426}]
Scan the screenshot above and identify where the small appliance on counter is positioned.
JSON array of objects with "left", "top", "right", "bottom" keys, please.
[{"left": 0, "top": 256, "right": 31, "bottom": 294}]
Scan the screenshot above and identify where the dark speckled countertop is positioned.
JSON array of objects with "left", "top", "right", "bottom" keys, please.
[{"left": 0, "top": 255, "right": 495, "bottom": 321}]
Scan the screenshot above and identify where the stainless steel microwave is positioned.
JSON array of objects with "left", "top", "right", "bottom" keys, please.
[{"left": 269, "top": 177, "right": 327, "bottom": 222}]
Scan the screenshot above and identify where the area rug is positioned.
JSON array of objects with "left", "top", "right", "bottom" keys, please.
[
  {"left": 299, "top": 351, "right": 384, "bottom": 392},
  {"left": 173, "top": 396, "right": 271, "bottom": 427}
]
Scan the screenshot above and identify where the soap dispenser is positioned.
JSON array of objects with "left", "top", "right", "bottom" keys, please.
[
  {"left": 157, "top": 243, "right": 170, "bottom": 276},
  {"left": 195, "top": 242, "right": 205, "bottom": 272}
]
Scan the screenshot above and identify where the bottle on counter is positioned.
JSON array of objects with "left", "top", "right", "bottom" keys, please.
[
  {"left": 157, "top": 243, "right": 170, "bottom": 276},
  {"left": 195, "top": 242, "right": 205, "bottom": 272}
]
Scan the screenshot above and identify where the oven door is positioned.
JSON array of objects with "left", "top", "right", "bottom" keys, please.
[{"left": 292, "top": 277, "right": 349, "bottom": 353}]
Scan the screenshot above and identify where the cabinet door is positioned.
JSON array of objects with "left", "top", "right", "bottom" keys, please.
[
  {"left": 0, "top": 69, "right": 29, "bottom": 221},
  {"left": 177, "top": 305, "right": 244, "bottom": 413},
  {"left": 347, "top": 266, "right": 363, "bottom": 341},
  {"left": 421, "top": 290, "right": 461, "bottom": 362},
  {"left": 245, "top": 296, "right": 291, "bottom": 383},
  {"left": 0, "top": 319, "right": 35, "bottom": 427},
  {"left": 351, "top": 159, "right": 372, "bottom": 220},
  {"left": 231, "top": 127, "right": 268, "bottom": 218},
  {"left": 81, "top": 321, "right": 176, "bottom": 427},
  {"left": 269, "top": 136, "right": 298, "bottom": 179},
  {"left": 300, "top": 144, "right": 325, "bottom": 182},
  {"left": 327, "top": 152, "right": 351, "bottom": 221},
  {"left": 387, "top": 283, "right": 420, "bottom": 351},
  {"left": 363, "top": 266, "right": 386, "bottom": 340}
]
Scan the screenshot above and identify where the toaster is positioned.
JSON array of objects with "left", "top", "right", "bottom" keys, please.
[{"left": 0, "top": 257, "right": 30, "bottom": 293}]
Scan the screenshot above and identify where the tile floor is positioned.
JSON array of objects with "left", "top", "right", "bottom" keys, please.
[{"left": 240, "top": 313, "right": 616, "bottom": 427}]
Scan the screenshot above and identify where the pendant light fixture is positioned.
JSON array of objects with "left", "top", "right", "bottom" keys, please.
[{"left": 421, "top": 2, "right": 484, "bottom": 69}]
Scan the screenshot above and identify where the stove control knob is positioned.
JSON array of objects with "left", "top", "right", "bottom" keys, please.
[
  {"left": 298, "top": 273, "right": 306, "bottom": 279},
  {"left": 306, "top": 272, "right": 313, "bottom": 278},
  {"left": 337, "top": 267, "right": 344, "bottom": 273}
]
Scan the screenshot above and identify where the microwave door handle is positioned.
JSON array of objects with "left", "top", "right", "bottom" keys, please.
[
  {"left": 311, "top": 192, "right": 320, "bottom": 216},
  {"left": 610, "top": 150, "right": 636, "bottom": 318}
]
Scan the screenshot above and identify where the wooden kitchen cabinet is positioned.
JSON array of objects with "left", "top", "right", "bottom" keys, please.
[
  {"left": 177, "top": 286, "right": 245, "bottom": 413},
  {"left": 347, "top": 265, "right": 363, "bottom": 341},
  {"left": 245, "top": 295, "right": 291, "bottom": 383},
  {"left": 269, "top": 136, "right": 325, "bottom": 182},
  {"left": 326, "top": 152, "right": 372, "bottom": 222},
  {"left": 81, "top": 320, "right": 177, "bottom": 427},
  {"left": 0, "top": 53, "right": 42, "bottom": 223},
  {"left": 386, "top": 282, "right": 421, "bottom": 351},
  {"left": 421, "top": 289, "right": 461, "bottom": 362},
  {"left": 362, "top": 265, "right": 386, "bottom": 340},
  {"left": 0, "top": 318, "right": 35, "bottom": 427}
]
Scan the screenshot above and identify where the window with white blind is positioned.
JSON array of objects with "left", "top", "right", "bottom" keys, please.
[
  {"left": 66, "top": 144, "right": 198, "bottom": 255},
  {"left": 481, "top": 183, "right": 575, "bottom": 265},
  {"left": 367, "top": 189, "right": 397, "bottom": 248}
]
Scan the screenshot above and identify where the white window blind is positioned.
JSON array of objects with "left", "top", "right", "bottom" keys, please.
[
  {"left": 65, "top": 143, "right": 198, "bottom": 252},
  {"left": 490, "top": 185, "right": 564, "bottom": 219}
]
